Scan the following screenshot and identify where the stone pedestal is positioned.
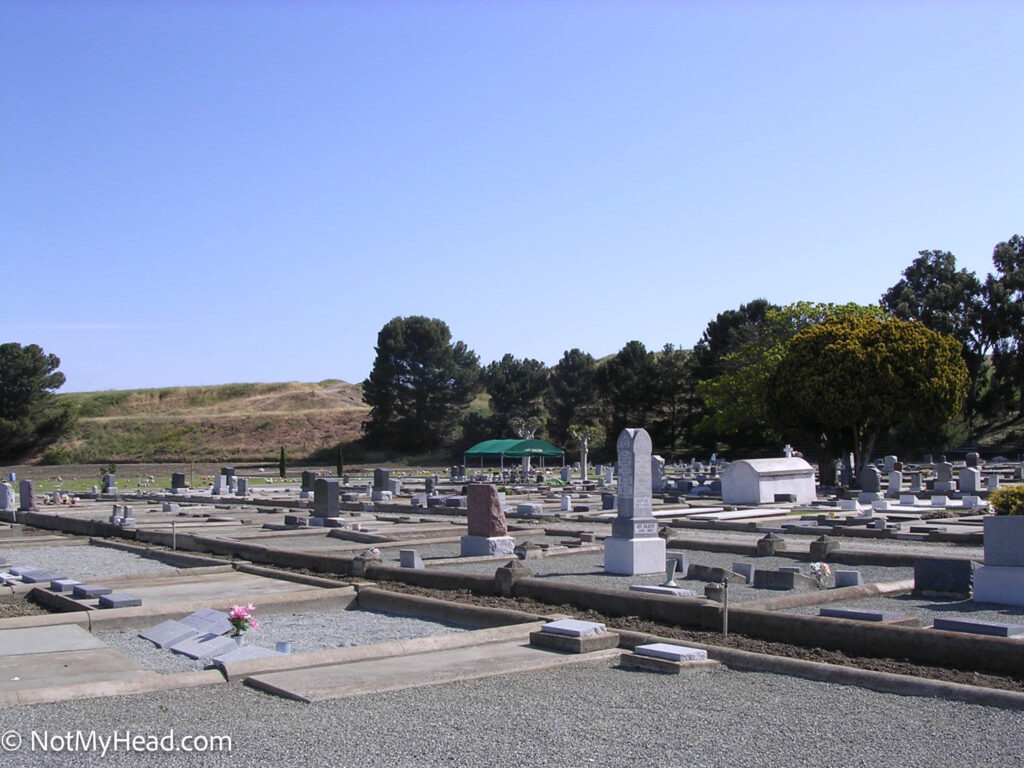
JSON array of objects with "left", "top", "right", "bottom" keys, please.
[
  {"left": 460, "top": 535, "right": 515, "bottom": 557},
  {"left": 973, "top": 568, "right": 1024, "bottom": 606},
  {"left": 972, "top": 516, "right": 1024, "bottom": 606},
  {"left": 604, "top": 536, "right": 666, "bottom": 576}
]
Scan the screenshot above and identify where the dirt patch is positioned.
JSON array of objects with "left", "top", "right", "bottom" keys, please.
[
  {"left": 0, "top": 598, "right": 52, "bottom": 619},
  {"left": 374, "top": 582, "right": 1024, "bottom": 694}
]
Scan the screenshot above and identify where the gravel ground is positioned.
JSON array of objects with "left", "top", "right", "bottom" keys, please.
[
  {"left": 435, "top": 549, "right": 913, "bottom": 602},
  {"left": 785, "top": 593, "right": 1024, "bottom": 625},
  {"left": 0, "top": 660, "right": 1019, "bottom": 767},
  {"left": 0, "top": 545, "right": 179, "bottom": 581},
  {"left": 96, "top": 609, "right": 467, "bottom": 673}
]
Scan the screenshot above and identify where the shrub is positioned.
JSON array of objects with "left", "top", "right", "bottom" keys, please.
[{"left": 989, "top": 485, "right": 1024, "bottom": 516}]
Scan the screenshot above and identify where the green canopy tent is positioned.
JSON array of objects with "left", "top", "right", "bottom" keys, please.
[{"left": 463, "top": 439, "right": 565, "bottom": 471}]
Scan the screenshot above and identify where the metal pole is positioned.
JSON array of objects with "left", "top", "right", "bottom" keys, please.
[
  {"left": 722, "top": 580, "right": 729, "bottom": 637},
  {"left": 172, "top": 520, "right": 177, "bottom": 551}
]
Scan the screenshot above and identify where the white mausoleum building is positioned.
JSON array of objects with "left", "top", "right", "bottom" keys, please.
[{"left": 720, "top": 458, "right": 816, "bottom": 505}]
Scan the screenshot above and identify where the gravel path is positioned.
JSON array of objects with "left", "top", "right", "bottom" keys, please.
[
  {"left": 435, "top": 549, "right": 913, "bottom": 602},
  {"left": 0, "top": 545, "right": 178, "bottom": 581},
  {"left": 96, "top": 609, "right": 467, "bottom": 673},
  {"left": 785, "top": 593, "right": 1024, "bottom": 625},
  {"left": 0, "top": 660, "right": 1019, "bottom": 767}
]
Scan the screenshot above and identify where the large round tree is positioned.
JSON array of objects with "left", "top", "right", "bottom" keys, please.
[
  {"left": 767, "top": 316, "right": 967, "bottom": 484},
  {"left": 0, "top": 342, "right": 76, "bottom": 461},
  {"left": 361, "top": 317, "right": 481, "bottom": 452}
]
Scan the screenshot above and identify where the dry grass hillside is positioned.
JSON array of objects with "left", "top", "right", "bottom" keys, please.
[{"left": 47, "top": 381, "right": 369, "bottom": 463}]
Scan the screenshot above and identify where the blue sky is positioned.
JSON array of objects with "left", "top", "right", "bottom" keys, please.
[{"left": 3, "top": 1, "right": 1022, "bottom": 392}]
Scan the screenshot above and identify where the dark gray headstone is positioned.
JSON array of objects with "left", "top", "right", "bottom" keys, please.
[
  {"left": 221, "top": 467, "right": 235, "bottom": 478},
  {"left": 18, "top": 479, "right": 35, "bottom": 511},
  {"left": 860, "top": 466, "right": 881, "bottom": 493},
  {"left": 171, "top": 472, "right": 187, "bottom": 489},
  {"left": 965, "top": 452, "right": 980, "bottom": 468},
  {"left": 913, "top": 557, "right": 974, "bottom": 595},
  {"left": 686, "top": 564, "right": 746, "bottom": 584},
  {"left": 373, "top": 468, "right": 389, "bottom": 491},
  {"left": 301, "top": 470, "right": 316, "bottom": 492},
  {"left": 753, "top": 570, "right": 818, "bottom": 591},
  {"left": 314, "top": 478, "right": 339, "bottom": 517}
]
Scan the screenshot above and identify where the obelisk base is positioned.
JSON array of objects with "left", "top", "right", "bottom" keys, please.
[
  {"left": 461, "top": 535, "right": 515, "bottom": 557},
  {"left": 604, "top": 537, "right": 666, "bottom": 576}
]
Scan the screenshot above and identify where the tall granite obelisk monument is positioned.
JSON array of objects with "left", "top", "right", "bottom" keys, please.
[{"left": 604, "top": 427, "right": 666, "bottom": 575}]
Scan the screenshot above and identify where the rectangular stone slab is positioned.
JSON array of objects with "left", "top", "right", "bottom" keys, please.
[
  {"left": 619, "top": 652, "right": 720, "bottom": 675},
  {"left": 98, "top": 593, "right": 142, "bottom": 609},
  {"left": 530, "top": 630, "right": 619, "bottom": 654},
  {"left": 0, "top": 625, "right": 107, "bottom": 657},
  {"left": 72, "top": 584, "right": 112, "bottom": 599},
  {"left": 932, "top": 617, "right": 1024, "bottom": 637},
  {"left": 540, "top": 618, "right": 607, "bottom": 637},
  {"left": 245, "top": 640, "right": 619, "bottom": 703},
  {"left": 170, "top": 633, "right": 239, "bottom": 660},
  {"left": 8, "top": 565, "right": 39, "bottom": 576},
  {"left": 48, "top": 578, "right": 83, "bottom": 593},
  {"left": 628, "top": 585, "right": 696, "bottom": 597},
  {"left": 634, "top": 643, "right": 708, "bottom": 662},
  {"left": 820, "top": 608, "right": 903, "bottom": 622},
  {"left": 20, "top": 570, "right": 64, "bottom": 584},
  {"left": 180, "top": 608, "right": 232, "bottom": 637},
  {"left": 139, "top": 620, "right": 199, "bottom": 649}
]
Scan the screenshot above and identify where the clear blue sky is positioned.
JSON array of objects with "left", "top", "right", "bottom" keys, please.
[{"left": 3, "top": 1, "right": 1022, "bottom": 392}]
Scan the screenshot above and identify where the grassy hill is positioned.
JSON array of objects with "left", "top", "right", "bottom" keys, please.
[{"left": 46, "top": 380, "right": 369, "bottom": 463}]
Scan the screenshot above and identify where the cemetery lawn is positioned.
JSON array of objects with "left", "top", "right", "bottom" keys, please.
[{"left": 372, "top": 581, "right": 1024, "bottom": 694}]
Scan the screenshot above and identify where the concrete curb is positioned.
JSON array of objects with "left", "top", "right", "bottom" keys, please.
[
  {"left": 614, "top": 629, "right": 1024, "bottom": 711},
  {"left": 87, "top": 537, "right": 230, "bottom": 568},
  {"left": 85, "top": 586, "right": 358, "bottom": 631},
  {"left": 233, "top": 563, "right": 351, "bottom": 589},
  {"left": 740, "top": 579, "right": 914, "bottom": 611},
  {"left": 219, "top": 621, "right": 548, "bottom": 681},
  {"left": 355, "top": 585, "right": 552, "bottom": 628},
  {"left": 0, "top": 669, "right": 225, "bottom": 708}
]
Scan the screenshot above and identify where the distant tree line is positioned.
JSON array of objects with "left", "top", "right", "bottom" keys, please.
[{"left": 362, "top": 233, "right": 1023, "bottom": 463}]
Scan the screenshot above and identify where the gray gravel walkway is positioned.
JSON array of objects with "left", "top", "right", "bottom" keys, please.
[
  {"left": 97, "top": 609, "right": 467, "bottom": 673},
  {"left": 0, "top": 659, "right": 1019, "bottom": 767},
  {"left": 0, "top": 544, "right": 178, "bottom": 581}
]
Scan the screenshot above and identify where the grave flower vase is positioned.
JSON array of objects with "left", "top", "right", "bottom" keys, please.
[{"left": 233, "top": 634, "right": 245, "bottom": 647}]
